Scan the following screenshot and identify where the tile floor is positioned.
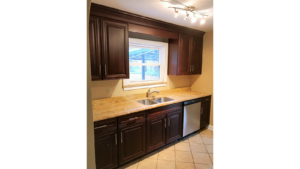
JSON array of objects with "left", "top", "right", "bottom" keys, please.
[{"left": 118, "top": 129, "right": 213, "bottom": 169}]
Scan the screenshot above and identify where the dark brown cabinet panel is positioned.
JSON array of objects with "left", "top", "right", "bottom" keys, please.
[
  {"left": 166, "top": 109, "right": 182, "bottom": 144},
  {"left": 168, "top": 34, "right": 203, "bottom": 75},
  {"left": 146, "top": 103, "right": 183, "bottom": 152},
  {"left": 118, "top": 112, "right": 146, "bottom": 165},
  {"left": 200, "top": 96, "right": 211, "bottom": 130},
  {"left": 101, "top": 18, "right": 129, "bottom": 80},
  {"left": 94, "top": 130, "right": 118, "bottom": 169},
  {"left": 178, "top": 34, "right": 192, "bottom": 75},
  {"left": 89, "top": 16, "right": 102, "bottom": 80},
  {"left": 190, "top": 36, "right": 203, "bottom": 74},
  {"left": 146, "top": 115, "right": 166, "bottom": 153}
]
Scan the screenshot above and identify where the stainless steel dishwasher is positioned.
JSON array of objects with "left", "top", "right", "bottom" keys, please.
[{"left": 183, "top": 98, "right": 201, "bottom": 137}]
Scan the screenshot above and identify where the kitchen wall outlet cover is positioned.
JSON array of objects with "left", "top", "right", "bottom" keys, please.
[{"left": 106, "top": 88, "right": 111, "bottom": 94}]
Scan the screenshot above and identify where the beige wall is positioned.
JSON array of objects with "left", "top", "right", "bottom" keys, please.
[
  {"left": 87, "top": 0, "right": 96, "bottom": 168},
  {"left": 91, "top": 75, "right": 191, "bottom": 99},
  {"left": 191, "top": 31, "right": 213, "bottom": 126}
]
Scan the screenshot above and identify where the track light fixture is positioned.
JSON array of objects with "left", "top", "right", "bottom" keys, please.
[
  {"left": 184, "top": 11, "right": 189, "bottom": 20},
  {"left": 167, "top": 6, "right": 209, "bottom": 24},
  {"left": 174, "top": 8, "right": 178, "bottom": 17}
]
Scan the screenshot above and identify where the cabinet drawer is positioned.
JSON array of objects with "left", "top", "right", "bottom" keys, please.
[
  {"left": 94, "top": 117, "right": 117, "bottom": 134},
  {"left": 147, "top": 103, "right": 182, "bottom": 117},
  {"left": 118, "top": 111, "right": 145, "bottom": 127}
]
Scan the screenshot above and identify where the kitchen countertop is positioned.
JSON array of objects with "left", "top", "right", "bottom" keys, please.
[{"left": 92, "top": 87, "right": 211, "bottom": 122}]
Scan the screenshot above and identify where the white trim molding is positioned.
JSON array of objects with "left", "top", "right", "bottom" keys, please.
[
  {"left": 123, "top": 83, "right": 166, "bottom": 91},
  {"left": 208, "top": 125, "right": 213, "bottom": 131},
  {"left": 123, "top": 38, "right": 168, "bottom": 91}
]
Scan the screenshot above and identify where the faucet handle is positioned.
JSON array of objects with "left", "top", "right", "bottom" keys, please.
[{"left": 148, "top": 88, "right": 151, "bottom": 92}]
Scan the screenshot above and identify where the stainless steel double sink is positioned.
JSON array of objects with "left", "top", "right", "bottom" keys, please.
[{"left": 137, "top": 97, "right": 174, "bottom": 105}]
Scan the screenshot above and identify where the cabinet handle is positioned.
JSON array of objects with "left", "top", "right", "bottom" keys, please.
[
  {"left": 115, "top": 134, "right": 117, "bottom": 145},
  {"left": 105, "top": 64, "right": 107, "bottom": 76},
  {"left": 168, "top": 118, "right": 170, "bottom": 126},
  {"left": 129, "top": 117, "right": 138, "bottom": 121},
  {"left": 121, "top": 132, "right": 123, "bottom": 143},
  {"left": 164, "top": 119, "right": 166, "bottom": 128},
  {"left": 205, "top": 99, "right": 209, "bottom": 101},
  {"left": 94, "top": 125, "right": 107, "bottom": 129}
]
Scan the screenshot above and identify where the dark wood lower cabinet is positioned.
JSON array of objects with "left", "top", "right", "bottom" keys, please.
[
  {"left": 166, "top": 109, "right": 182, "bottom": 144},
  {"left": 200, "top": 96, "right": 211, "bottom": 130},
  {"left": 93, "top": 103, "right": 189, "bottom": 169},
  {"left": 146, "top": 114, "right": 166, "bottom": 153},
  {"left": 94, "top": 130, "right": 118, "bottom": 169},
  {"left": 118, "top": 121, "right": 145, "bottom": 165},
  {"left": 146, "top": 103, "right": 183, "bottom": 152}
]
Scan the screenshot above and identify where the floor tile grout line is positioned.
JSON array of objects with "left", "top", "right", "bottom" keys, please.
[{"left": 199, "top": 133, "right": 213, "bottom": 165}]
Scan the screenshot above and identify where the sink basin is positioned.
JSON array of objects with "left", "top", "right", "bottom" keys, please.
[
  {"left": 137, "top": 97, "right": 174, "bottom": 105},
  {"left": 153, "top": 97, "right": 174, "bottom": 103},
  {"left": 137, "top": 99, "right": 158, "bottom": 105}
]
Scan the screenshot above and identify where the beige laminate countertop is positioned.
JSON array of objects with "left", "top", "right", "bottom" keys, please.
[{"left": 92, "top": 87, "right": 211, "bottom": 122}]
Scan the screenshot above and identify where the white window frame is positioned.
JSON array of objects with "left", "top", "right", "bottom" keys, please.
[{"left": 123, "top": 38, "right": 168, "bottom": 91}]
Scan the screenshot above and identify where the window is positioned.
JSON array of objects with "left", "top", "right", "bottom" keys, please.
[{"left": 123, "top": 38, "right": 168, "bottom": 90}]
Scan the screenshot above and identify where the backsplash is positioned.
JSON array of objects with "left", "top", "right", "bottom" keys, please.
[{"left": 91, "top": 75, "right": 192, "bottom": 100}]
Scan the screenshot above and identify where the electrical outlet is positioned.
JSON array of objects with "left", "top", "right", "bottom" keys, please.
[{"left": 106, "top": 88, "right": 111, "bottom": 94}]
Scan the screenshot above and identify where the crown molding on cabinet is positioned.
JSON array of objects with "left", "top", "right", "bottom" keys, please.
[{"left": 90, "top": 3, "right": 205, "bottom": 38}]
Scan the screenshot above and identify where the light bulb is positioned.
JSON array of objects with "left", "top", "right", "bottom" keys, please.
[
  {"left": 184, "top": 13, "right": 189, "bottom": 20},
  {"left": 200, "top": 19, "right": 206, "bottom": 24},
  {"left": 203, "top": 15, "right": 208, "bottom": 19},
  {"left": 191, "top": 15, "right": 197, "bottom": 23},
  {"left": 174, "top": 9, "right": 178, "bottom": 17}
]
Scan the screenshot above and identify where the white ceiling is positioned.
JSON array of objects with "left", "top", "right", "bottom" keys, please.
[{"left": 91, "top": 0, "right": 213, "bottom": 32}]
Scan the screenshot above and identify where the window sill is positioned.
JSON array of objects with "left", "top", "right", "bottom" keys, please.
[{"left": 123, "top": 83, "right": 166, "bottom": 91}]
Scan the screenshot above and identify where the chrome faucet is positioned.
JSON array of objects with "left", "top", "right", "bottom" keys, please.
[{"left": 147, "top": 88, "right": 159, "bottom": 99}]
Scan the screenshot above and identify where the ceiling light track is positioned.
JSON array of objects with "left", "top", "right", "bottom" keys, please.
[{"left": 167, "top": 6, "right": 209, "bottom": 24}]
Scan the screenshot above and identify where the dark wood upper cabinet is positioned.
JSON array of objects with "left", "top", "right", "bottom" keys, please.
[
  {"left": 200, "top": 96, "right": 211, "bottom": 130},
  {"left": 169, "top": 34, "right": 203, "bottom": 75},
  {"left": 166, "top": 109, "right": 182, "bottom": 144},
  {"left": 118, "top": 112, "right": 146, "bottom": 165},
  {"left": 178, "top": 34, "right": 192, "bottom": 75},
  {"left": 89, "top": 16, "right": 102, "bottom": 81},
  {"left": 190, "top": 36, "right": 203, "bottom": 74},
  {"left": 101, "top": 18, "right": 129, "bottom": 80}
]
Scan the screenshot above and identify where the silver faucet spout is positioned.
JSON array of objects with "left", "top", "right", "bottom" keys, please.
[{"left": 147, "top": 88, "right": 159, "bottom": 98}]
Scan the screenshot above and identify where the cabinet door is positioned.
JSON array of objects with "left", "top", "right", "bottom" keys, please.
[
  {"left": 101, "top": 18, "right": 129, "bottom": 80},
  {"left": 94, "top": 130, "right": 118, "bottom": 169},
  {"left": 191, "top": 36, "right": 203, "bottom": 74},
  {"left": 119, "top": 122, "right": 145, "bottom": 165},
  {"left": 89, "top": 16, "right": 102, "bottom": 80},
  {"left": 146, "top": 115, "right": 166, "bottom": 152},
  {"left": 178, "top": 34, "right": 192, "bottom": 75},
  {"left": 166, "top": 109, "right": 182, "bottom": 144},
  {"left": 200, "top": 99, "right": 211, "bottom": 129}
]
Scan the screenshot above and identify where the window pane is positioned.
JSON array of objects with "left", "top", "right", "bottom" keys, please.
[
  {"left": 130, "top": 65, "right": 160, "bottom": 81},
  {"left": 129, "top": 48, "right": 159, "bottom": 64}
]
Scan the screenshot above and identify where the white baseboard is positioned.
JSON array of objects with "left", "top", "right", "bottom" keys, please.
[{"left": 208, "top": 125, "right": 213, "bottom": 131}]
